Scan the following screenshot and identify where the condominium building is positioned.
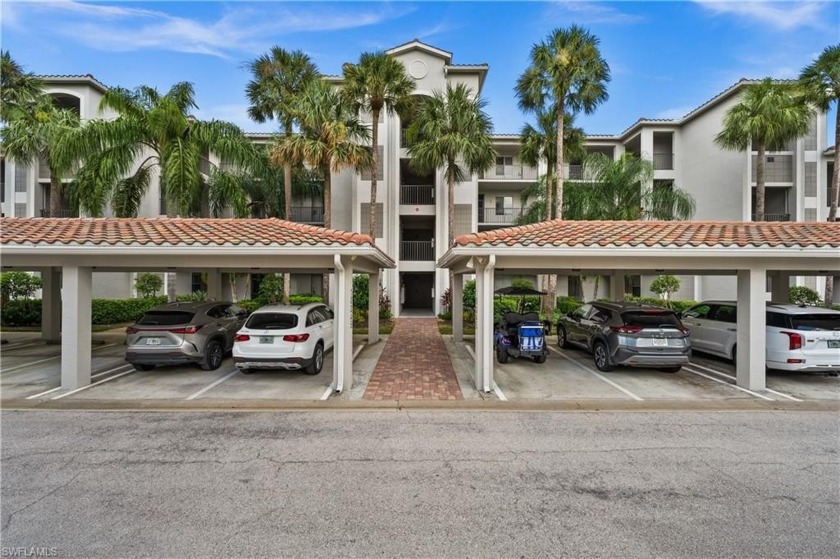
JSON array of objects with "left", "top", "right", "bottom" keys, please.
[{"left": 2, "top": 40, "right": 836, "bottom": 310}]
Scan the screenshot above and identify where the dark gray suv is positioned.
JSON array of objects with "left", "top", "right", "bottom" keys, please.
[
  {"left": 556, "top": 301, "right": 691, "bottom": 373},
  {"left": 125, "top": 301, "right": 248, "bottom": 371}
]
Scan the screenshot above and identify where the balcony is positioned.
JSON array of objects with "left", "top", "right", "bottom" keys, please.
[
  {"left": 400, "top": 184, "right": 434, "bottom": 205},
  {"left": 400, "top": 240, "right": 434, "bottom": 261},
  {"left": 480, "top": 165, "right": 538, "bottom": 181},
  {"left": 564, "top": 164, "right": 584, "bottom": 181},
  {"left": 751, "top": 213, "right": 791, "bottom": 222},
  {"left": 751, "top": 154, "right": 794, "bottom": 183},
  {"left": 289, "top": 206, "right": 324, "bottom": 225},
  {"left": 40, "top": 209, "right": 78, "bottom": 218},
  {"left": 478, "top": 207, "right": 523, "bottom": 226},
  {"left": 653, "top": 153, "right": 674, "bottom": 170}
]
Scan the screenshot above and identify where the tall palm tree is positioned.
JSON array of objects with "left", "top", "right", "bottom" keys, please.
[
  {"left": 515, "top": 25, "right": 610, "bottom": 220},
  {"left": 800, "top": 45, "right": 839, "bottom": 222},
  {"left": 715, "top": 79, "right": 812, "bottom": 221},
  {"left": 70, "top": 82, "right": 261, "bottom": 217},
  {"left": 407, "top": 83, "right": 496, "bottom": 251},
  {"left": 246, "top": 47, "right": 319, "bottom": 304},
  {"left": 270, "top": 78, "right": 371, "bottom": 299},
  {"left": 1, "top": 51, "right": 45, "bottom": 122},
  {"left": 342, "top": 51, "right": 415, "bottom": 240},
  {"left": 2, "top": 101, "right": 81, "bottom": 216}
]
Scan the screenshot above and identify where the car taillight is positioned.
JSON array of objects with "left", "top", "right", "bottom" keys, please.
[
  {"left": 782, "top": 331, "right": 803, "bottom": 350},
  {"left": 283, "top": 333, "right": 310, "bottom": 343},
  {"left": 611, "top": 325, "right": 643, "bottom": 334},
  {"left": 169, "top": 325, "right": 199, "bottom": 334},
  {"left": 126, "top": 326, "right": 138, "bottom": 334},
  {"left": 235, "top": 334, "right": 250, "bottom": 343}
]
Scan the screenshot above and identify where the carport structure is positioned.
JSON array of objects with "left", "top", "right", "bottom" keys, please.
[
  {"left": 0, "top": 218, "right": 395, "bottom": 394},
  {"left": 439, "top": 220, "right": 840, "bottom": 394}
]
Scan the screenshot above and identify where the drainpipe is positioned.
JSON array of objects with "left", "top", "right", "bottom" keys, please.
[
  {"left": 333, "top": 254, "right": 345, "bottom": 394},
  {"left": 484, "top": 254, "right": 496, "bottom": 393}
]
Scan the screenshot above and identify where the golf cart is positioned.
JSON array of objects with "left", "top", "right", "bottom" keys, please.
[{"left": 493, "top": 286, "right": 549, "bottom": 364}]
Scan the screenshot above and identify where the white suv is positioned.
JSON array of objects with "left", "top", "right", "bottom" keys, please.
[
  {"left": 232, "top": 303, "right": 334, "bottom": 375},
  {"left": 681, "top": 301, "right": 840, "bottom": 372}
]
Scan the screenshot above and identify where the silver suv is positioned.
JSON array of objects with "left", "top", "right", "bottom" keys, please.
[{"left": 125, "top": 301, "right": 248, "bottom": 371}]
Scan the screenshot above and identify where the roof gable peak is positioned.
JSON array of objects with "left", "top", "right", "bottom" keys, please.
[{"left": 386, "top": 39, "right": 452, "bottom": 63}]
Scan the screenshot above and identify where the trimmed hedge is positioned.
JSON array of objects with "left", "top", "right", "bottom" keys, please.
[
  {"left": 1, "top": 296, "right": 168, "bottom": 327},
  {"left": 237, "top": 294, "right": 325, "bottom": 314}
]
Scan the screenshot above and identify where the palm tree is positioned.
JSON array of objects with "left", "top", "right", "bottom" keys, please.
[
  {"left": 715, "top": 79, "right": 813, "bottom": 221},
  {"left": 1, "top": 51, "right": 45, "bottom": 122},
  {"left": 515, "top": 25, "right": 610, "bottom": 220},
  {"left": 342, "top": 51, "right": 415, "bottom": 240},
  {"left": 70, "top": 82, "right": 261, "bottom": 217},
  {"left": 1, "top": 101, "right": 81, "bottom": 216},
  {"left": 407, "top": 83, "right": 496, "bottom": 251},
  {"left": 270, "top": 78, "right": 371, "bottom": 299},
  {"left": 800, "top": 45, "right": 839, "bottom": 222},
  {"left": 246, "top": 47, "right": 319, "bottom": 304}
]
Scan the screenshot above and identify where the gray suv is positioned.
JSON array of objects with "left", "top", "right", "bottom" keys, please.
[
  {"left": 557, "top": 301, "right": 692, "bottom": 372},
  {"left": 125, "top": 301, "right": 248, "bottom": 371}
]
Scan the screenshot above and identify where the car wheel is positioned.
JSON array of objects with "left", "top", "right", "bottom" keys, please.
[
  {"left": 534, "top": 354, "right": 547, "bottom": 364},
  {"left": 593, "top": 341, "right": 614, "bottom": 372},
  {"left": 132, "top": 363, "right": 155, "bottom": 371},
  {"left": 305, "top": 343, "right": 324, "bottom": 375},
  {"left": 496, "top": 348, "right": 509, "bottom": 364},
  {"left": 557, "top": 326, "right": 568, "bottom": 349},
  {"left": 201, "top": 339, "right": 224, "bottom": 371},
  {"left": 660, "top": 366, "right": 682, "bottom": 373}
]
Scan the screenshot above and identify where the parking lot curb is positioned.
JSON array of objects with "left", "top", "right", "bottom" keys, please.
[{"left": 2, "top": 397, "right": 838, "bottom": 413}]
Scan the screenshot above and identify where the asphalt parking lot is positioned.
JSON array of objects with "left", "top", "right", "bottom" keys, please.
[{"left": 2, "top": 331, "right": 837, "bottom": 405}]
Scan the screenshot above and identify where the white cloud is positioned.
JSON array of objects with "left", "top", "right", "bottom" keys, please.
[
  {"left": 693, "top": 1, "right": 827, "bottom": 31},
  {"left": 546, "top": 1, "right": 645, "bottom": 25},
  {"left": 7, "top": 0, "right": 414, "bottom": 58}
]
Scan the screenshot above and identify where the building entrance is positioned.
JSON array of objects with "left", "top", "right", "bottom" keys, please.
[{"left": 402, "top": 273, "right": 434, "bottom": 311}]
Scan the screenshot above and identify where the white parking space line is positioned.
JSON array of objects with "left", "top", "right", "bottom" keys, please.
[
  {"left": 51, "top": 368, "right": 136, "bottom": 400},
  {"left": 1, "top": 341, "right": 41, "bottom": 351},
  {"left": 353, "top": 344, "right": 365, "bottom": 360},
  {"left": 682, "top": 366, "right": 775, "bottom": 401},
  {"left": 687, "top": 362, "right": 802, "bottom": 402},
  {"left": 549, "top": 347, "right": 644, "bottom": 401},
  {"left": 185, "top": 369, "right": 240, "bottom": 401},
  {"left": 1, "top": 343, "right": 118, "bottom": 375},
  {"left": 492, "top": 382, "right": 508, "bottom": 401},
  {"left": 320, "top": 386, "right": 334, "bottom": 400},
  {"left": 25, "top": 364, "right": 133, "bottom": 399}
]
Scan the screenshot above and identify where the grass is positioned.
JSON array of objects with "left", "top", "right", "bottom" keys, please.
[
  {"left": 352, "top": 319, "right": 395, "bottom": 335},
  {"left": 437, "top": 319, "right": 475, "bottom": 336}
]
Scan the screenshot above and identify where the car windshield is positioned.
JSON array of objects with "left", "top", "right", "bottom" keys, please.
[
  {"left": 137, "top": 311, "right": 195, "bottom": 326},
  {"left": 790, "top": 314, "right": 840, "bottom": 331},
  {"left": 621, "top": 310, "right": 682, "bottom": 328},
  {"left": 246, "top": 313, "right": 298, "bottom": 330}
]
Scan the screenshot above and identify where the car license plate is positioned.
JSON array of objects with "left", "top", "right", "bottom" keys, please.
[
  {"left": 653, "top": 338, "right": 667, "bottom": 346},
  {"left": 828, "top": 340, "right": 840, "bottom": 348},
  {"left": 145, "top": 338, "right": 161, "bottom": 345},
  {"left": 259, "top": 337, "right": 273, "bottom": 344}
]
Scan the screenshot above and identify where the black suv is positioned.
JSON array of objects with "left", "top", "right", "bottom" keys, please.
[{"left": 556, "top": 301, "right": 692, "bottom": 372}]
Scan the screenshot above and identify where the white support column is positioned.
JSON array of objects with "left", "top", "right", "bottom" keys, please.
[
  {"left": 41, "top": 268, "right": 61, "bottom": 343},
  {"left": 610, "top": 273, "right": 626, "bottom": 301},
  {"left": 368, "top": 271, "right": 380, "bottom": 345},
  {"left": 474, "top": 261, "right": 486, "bottom": 392},
  {"left": 736, "top": 268, "right": 767, "bottom": 391},
  {"left": 481, "top": 259, "right": 496, "bottom": 393},
  {"left": 452, "top": 273, "right": 464, "bottom": 342},
  {"left": 61, "top": 266, "right": 92, "bottom": 390},
  {"left": 332, "top": 256, "right": 354, "bottom": 392},
  {"left": 206, "top": 269, "right": 222, "bottom": 301},
  {"left": 770, "top": 272, "right": 791, "bottom": 303}
]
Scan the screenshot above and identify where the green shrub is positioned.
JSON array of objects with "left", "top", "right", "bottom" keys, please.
[
  {"left": 1, "top": 271, "right": 41, "bottom": 303},
  {"left": 625, "top": 295, "right": 697, "bottom": 314},
  {"left": 556, "top": 296, "right": 583, "bottom": 316},
  {"left": 789, "top": 286, "right": 822, "bottom": 306},
  {"left": 176, "top": 290, "right": 207, "bottom": 302},
  {"left": 257, "top": 274, "right": 284, "bottom": 305},
  {"left": 649, "top": 275, "right": 681, "bottom": 308},
  {"left": 289, "top": 294, "right": 324, "bottom": 305},
  {"left": 438, "top": 310, "right": 453, "bottom": 320},
  {"left": 92, "top": 296, "right": 167, "bottom": 324},
  {"left": 134, "top": 273, "right": 163, "bottom": 298},
  {"left": 1, "top": 299, "right": 42, "bottom": 326},
  {"left": 236, "top": 299, "right": 261, "bottom": 313},
  {"left": 463, "top": 280, "right": 476, "bottom": 311}
]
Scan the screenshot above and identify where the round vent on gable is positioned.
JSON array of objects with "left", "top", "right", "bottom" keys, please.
[{"left": 409, "top": 60, "right": 428, "bottom": 79}]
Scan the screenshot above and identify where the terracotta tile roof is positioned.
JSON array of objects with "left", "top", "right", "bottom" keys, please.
[
  {"left": 453, "top": 220, "right": 840, "bottom": 249},
  {"left": 1, "top": 217, "right": 377, "bottom": 248}
]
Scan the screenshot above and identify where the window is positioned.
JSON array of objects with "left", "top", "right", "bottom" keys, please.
[
  {"left": 573, "top": 304, "right": 592, "bottom": 320},
  {"left": 766, "top": 312, "right": 788, "bottom": 328},
  {"left": 495, "top": 196, "right": 513, "bottom": 216},
  {"left": 495, "top": 156, "right": 513, "bottom": 175},
  {"left": 712, "top": 305, "right": 737, "bottom": 323},
  {"left": 246, "top": 313, "right": 297, "bottom": 330},
  {"left": 683, "top": 304, "right": 711, "bottom": 319},
  {"left": 307, "top": 309, "right": 323, "bottom": 327},
  {"left": 207, "top": 305, "right": 230, "bottom": 319}
]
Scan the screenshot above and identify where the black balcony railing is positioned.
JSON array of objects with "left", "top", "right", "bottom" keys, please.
[
  {"left": 289, "top": 206, "right": 325, "bottom": 224},
  {"left": 751, "top": 213, "right": 791, "bottom": 222},
  {"left": 40, "top": 209, "right": 78, "bottom": 218},
  {"left": 478, "top": 207, "right": 523, "bottom": 225},
  {"left": 400, "top": 184, "right": 434, "bottom": 205},
  {"left": 400, "top": 240, "right": 434, "bottom": 261},
  {"left": 653, "top": 153, "right": 674, "bottom": 170}
]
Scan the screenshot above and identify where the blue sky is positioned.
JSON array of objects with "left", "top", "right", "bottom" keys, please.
[{"left": 3, "top": 1, "right": 838, "bottom": 142}]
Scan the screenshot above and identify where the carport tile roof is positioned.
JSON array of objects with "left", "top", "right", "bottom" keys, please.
[
  {"left": 453, "top": 220, "right": 840, "bottom": 249},
  {"left": 0, "top": 218, "right": 377, "bottom": 248}
]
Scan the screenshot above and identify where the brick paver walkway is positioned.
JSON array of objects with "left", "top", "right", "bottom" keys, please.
[{"left": 364, "top": 318, "right": 463, "bottom": 400}]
